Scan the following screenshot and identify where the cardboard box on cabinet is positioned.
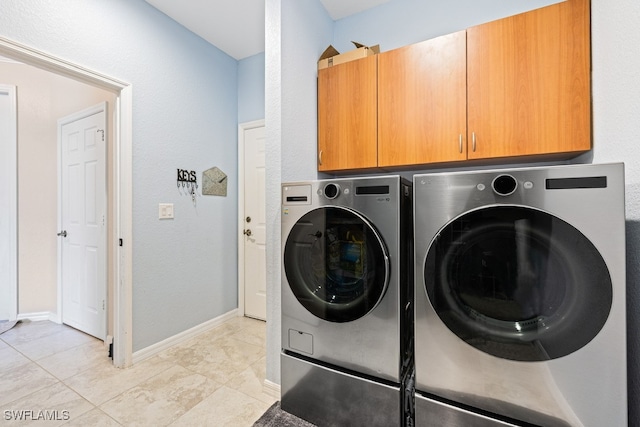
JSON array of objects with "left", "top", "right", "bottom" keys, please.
[{"left": 318, "top": 41, "right": 380, "bottom": 70}]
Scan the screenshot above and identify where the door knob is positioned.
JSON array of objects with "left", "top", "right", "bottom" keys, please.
[
  {"left": 57, "top": 230, "right": 67, "bottom": 238},
  {"left": 244, "top": 229, "right": 252, "bottom": 236}
]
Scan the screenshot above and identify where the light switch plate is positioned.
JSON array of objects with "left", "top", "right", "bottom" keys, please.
[{"left": 159, "top": 203, "right": 174, "bottom": 219}]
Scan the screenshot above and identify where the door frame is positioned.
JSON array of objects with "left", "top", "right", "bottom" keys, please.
[
  {"left": 0, "top": 36, "right": 133, "bottom": 368},
  {"left": 0, "top": 83, "right": 18, "bottom": 322},
  {"left": 56, "top": 102, "right": 108, "bottom": 339},
  {"left": 237, "top": 119, "right": 265, "bottom": 318}
]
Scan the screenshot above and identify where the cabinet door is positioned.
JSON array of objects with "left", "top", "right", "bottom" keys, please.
[
  {"left": 467, "top": 0, "right": 591, "bottom": 159},
  {"left": 378, "top": 31, "right": 467, "bottom": 167},
  {"left": 317, "top": 55, "right": 377, "bottom": 171}
]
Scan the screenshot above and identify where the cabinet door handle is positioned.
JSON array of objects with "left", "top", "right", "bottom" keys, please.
[
  {"left": 318, "top": 150, "right": 323, "bottom": 166},
  {"left": 459, "top": 134, "right": 463, "bottom": 153},
  {"left": 472, "top": 132, "right": 477, "bottom": 152}
]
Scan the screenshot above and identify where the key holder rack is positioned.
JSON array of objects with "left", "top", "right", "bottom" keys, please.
[{"left": 177, "top": 168, "right": 198, "bottom": 203}]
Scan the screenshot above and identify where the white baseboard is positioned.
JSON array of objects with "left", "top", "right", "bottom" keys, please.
[
  {"left": 132, "top": 309, "right": 239, "bottom": 364},
  {"left": 263, "top": 379, "right": 281, "bottom": 399},
  {"left": 17, "top": 312, "right": 58, "bottom": 322}
]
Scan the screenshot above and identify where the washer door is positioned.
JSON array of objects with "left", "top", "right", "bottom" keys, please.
[
  {"left": 424, "top": 206, "right": 612, "bottom": 361},
  {"left": 284, "top": 206, "right": 389, "bottom": 323}
]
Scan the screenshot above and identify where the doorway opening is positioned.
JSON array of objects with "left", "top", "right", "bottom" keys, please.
[{"left": 0, "top": 36, "right": 133, "bottom": 368}]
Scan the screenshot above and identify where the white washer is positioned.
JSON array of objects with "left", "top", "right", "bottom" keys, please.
[
  {"left": 281, "top": 175, "right": 413, "bottom": 426},
  {"left": 413, "top": 163, "right": 627, "bottom": 426}
]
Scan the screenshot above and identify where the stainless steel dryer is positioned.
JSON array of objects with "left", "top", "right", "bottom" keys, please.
[
  {"left": 281, "top": 175, "right": 412, "bottom": 427},
  {"left": 413, "top": 163, "right": 626, "bottom": 427}
]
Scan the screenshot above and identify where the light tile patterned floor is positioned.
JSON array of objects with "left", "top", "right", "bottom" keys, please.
[{"left": 0, "top": 317, "right": 276, "bottom": 426}]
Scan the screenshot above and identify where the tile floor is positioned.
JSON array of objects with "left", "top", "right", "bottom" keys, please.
[{"left": 0, "top": 316, "right": 276, "bottom": 426}]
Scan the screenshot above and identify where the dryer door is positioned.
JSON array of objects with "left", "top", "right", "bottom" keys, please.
[
  {"left": 424, "top": 205, "right": 612, "bottom": 361},
  {"left": 284, "top": 206, "right": 389, "bottom": 323}
]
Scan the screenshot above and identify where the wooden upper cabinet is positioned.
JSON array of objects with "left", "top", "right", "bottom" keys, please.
[
  {"left": 467, "top": 0, "right": 592, "bottom": 160},
  {"left": 378, "top": 31, "right": 467, "bottom": 167},
  {"left": 317, "top": 0, "right": 592, "bottom": 171},
  {"left": 317, "top": 55, "right": 378, "bottom": 172}
]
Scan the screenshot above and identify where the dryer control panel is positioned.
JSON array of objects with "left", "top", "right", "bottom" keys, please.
[{"left": 282, "top": 184, "right": 312, "bottom": 205}]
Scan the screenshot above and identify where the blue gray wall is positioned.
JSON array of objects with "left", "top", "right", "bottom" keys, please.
[
  {"left": 238, "top": 52, "right": 265, "bottom": 124},
  {"left": 332, "top": 0, "right": 561, "bottom": 53},
  {"left": 0, "top": 0, "right": 240, "bottom": 351},
  {"left": 265, "top": 0, "right": 333, "bottom": 387}
]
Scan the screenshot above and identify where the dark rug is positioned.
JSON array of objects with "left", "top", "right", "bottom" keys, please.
[
  {"left": 253, "top": 402, "right": 316, "bottom": 427},
  {"left": 0, "top": 320, "right": 19, "bottom": 335}
]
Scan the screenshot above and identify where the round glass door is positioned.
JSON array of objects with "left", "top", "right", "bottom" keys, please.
[
  {"left": 424, "top": 206, "right": 612, "bottom": 361},
  {"left": 284, "top": 206, "right": 389, "bottom": 323}
]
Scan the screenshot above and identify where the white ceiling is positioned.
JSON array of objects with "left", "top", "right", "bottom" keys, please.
[{"left": 145, "top": 0, "right": 390, "bottom": 60}]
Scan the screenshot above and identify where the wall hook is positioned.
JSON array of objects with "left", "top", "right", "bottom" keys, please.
[{"left": 177, "top": 169, "right": 197, "bottom": 188}]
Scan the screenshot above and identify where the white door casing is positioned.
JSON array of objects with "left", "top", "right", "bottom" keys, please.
[
  {"left": 0, "top": 35, "right": 133, "bottom": 368},
  {"left": 58, "top": 103, "right": 107, "bottom": 340},
  {"left": 0, "top": 84, "right": 18, "bottom": 321},
  {"left": 239, "top": 121, "right": 267, "bottom": 320}
]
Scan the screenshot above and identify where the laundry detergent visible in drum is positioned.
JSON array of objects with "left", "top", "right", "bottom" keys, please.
[{"left": 340, "top": 231, "right": 365, "bottom": 279}]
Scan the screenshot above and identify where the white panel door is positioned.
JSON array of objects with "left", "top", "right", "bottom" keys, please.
[
  {"left": 60, "top": 105, "right": 106, "bottom": 339},
  {"left": 243, "top": 125, "right": 267, "bottom": 320},
  {"left": 0, "top": 84, "right": 17, "bottom": 321}
]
